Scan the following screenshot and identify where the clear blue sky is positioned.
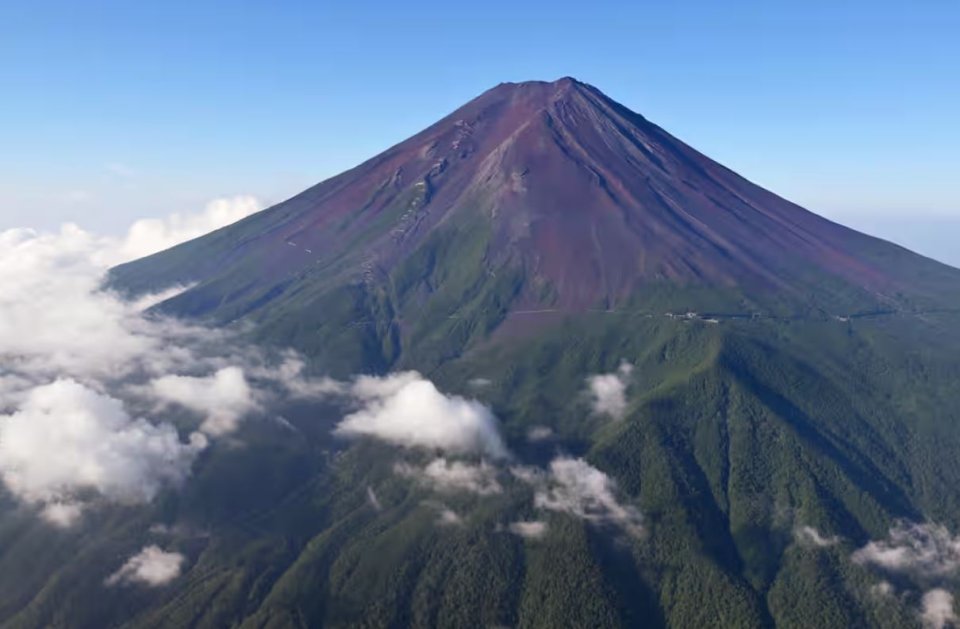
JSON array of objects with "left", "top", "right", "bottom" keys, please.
[{"left": 2, "top": 1, "right": 958, "bottom": 262}]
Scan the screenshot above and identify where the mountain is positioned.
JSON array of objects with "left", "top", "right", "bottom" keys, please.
[
  {"left": 110, "top": 77, "right": 960, "bottom": 374},
  {"left": 6, "top": 78, "right": 960, "bottom": 628}
]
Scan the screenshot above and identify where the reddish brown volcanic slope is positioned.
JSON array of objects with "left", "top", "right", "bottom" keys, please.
[
  {"left": 287, "top": 78, "right": 876, "bottom": 294},
  {"left": 114, "top": 77, "right": 960, "bottom": 316}
]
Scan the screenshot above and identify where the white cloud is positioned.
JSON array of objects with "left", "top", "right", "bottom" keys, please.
[
  {"left": 130, "top": 283, "right": 196, "bottom": 311},
  {"left": 117, "top": 195, "right": 262, "bottom": 261},
  {"left": 395, "top": 458, "right": 503, "bottom": 496},
  {"left": 436, "top": 507, "right": 463, "bottom": 527},
  {"left": 795, "top": 525, "right": 841, "bottom": 548},
  {"left": 0, "top": 380, "right": 204, "bottom": 520},
  {"left": 422, "top": 500, "right": 463, "bottom": 527},
  {"left": 853, "top": 521, "right": 960, "bottom": 581},
  {"left": 508, "top": 520, "right": 548, "bottom": 540},
  {"left": 366, "top": 486, "right": 382, "bottom": 511},
  {"left": 870, "top": 580, "right": 895, "bottom": 598},
  {"left": 514, "top": 457, "right": 643, "bottom": 538},
  {"left": 0, "top": 198, "right": 286, "bottom": 526},
  {"left": 149, "top": 366, "right": 258, "bottom": 436},
  {"left": 921, "top": 589, "right": 957, "bottom": 629},
  {"left": 526, "top": 426, "right": 554, "bottom": 442},
  {"left": 853, "top": 521, "right": 960, "bottom": 625},
  {"left": 0, "top": 199, "right": 501, "bottom": 530},
  {"left": 40, "top": 501, "right": 84, "bottom": 528},
  {"left": 335, "top": 372, "right": 507, "bottom": 458},
  {"left": 437, "top": 507, "right": 463, "bottom": 526},
  {"left": 0, "top": 225, "right": 179, "bottom": 380},
  {"left": 587, "top": 361, "right": 633, "bottom": 419},
  {"left": 258, "top": 352, "right": 345, "bottom": 399},
  {"left": 106, "top": 545, "right": 186, "bottom": 587}
]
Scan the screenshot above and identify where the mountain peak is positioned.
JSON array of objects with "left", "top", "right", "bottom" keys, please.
[
  {"left": 114, "top": 78, "right": 960, "bottom": 330},
  {"left": 498, "top": 76, "right": 583, "bottom": 90}
]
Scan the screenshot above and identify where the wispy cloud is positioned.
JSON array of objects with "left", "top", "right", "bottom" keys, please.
[
  {"left": 794, "top": 525, "right": 841, "bottom": 548},
  {"left": 422, "top": 500, "right": 464, "bottom": 527},
  {"left": 512, "top": 457, "right": 643, "bottom": 538},
  {"left": 508, "top": 520, "right": 548, "bottom": 540},
  {"left": 366, "top": 486, "right": 382, "bottom": 511},
  {"left": 106, "top": 545, "right": 185, "bottom": 587},
  {"left": 526, "top": 426, "right": 554, "bottom": 442},
  {"left": 395, "top": 458, "right": 503, "bottom": 496}
]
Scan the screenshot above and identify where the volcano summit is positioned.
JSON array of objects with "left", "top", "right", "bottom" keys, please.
[{"left": 113, "top": 78, "right": 960, "bottom": 373}]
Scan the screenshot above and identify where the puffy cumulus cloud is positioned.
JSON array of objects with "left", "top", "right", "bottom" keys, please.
[
  {"left": 513, "top": 457, "right": 643, "bottom": 538},
  {"left": 106, "top": 545, "right": 186, "bottom": 587},
  {"left": 0, "top": 380, "right": 205, "bottom": 524},
  {"left": 586, "top": 361, "right": 633, "bottom": 419},
  {"left": 852, "top": 521, "right": 960, "bottom": 581},
  {"left": 921, "top": 589, "right": 957, "bottom": 629},
  {"left": 508, "top": 520, "right": 548, "bottom": 540},
  {"left": 117, "top": 195, "right": 262, "bottom": 261},
  {"left": 149, "top": 367, "right": 259, "bottom": 436},
  {"left": 395, "top": 458, "right": 503, "bottom": 496},
  {"left": 335, "top": 373, "right": 507, "bottom": 458},
  {"left": 794, "top": 525, "right": 841, "bottom": 548}
]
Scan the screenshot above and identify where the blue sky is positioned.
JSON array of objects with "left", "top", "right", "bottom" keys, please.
[{"left": 1, "top": 1, "right": 958, "bottom": 262}]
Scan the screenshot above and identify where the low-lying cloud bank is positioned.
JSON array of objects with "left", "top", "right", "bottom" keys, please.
[
  {"left": 106, "top": 545, "right": 186, "bottom": 587},
  {"left": 0, "top": 379, "right": 205, "bottom": 526},
  {"left": 0, "top": 198, "right": 308, "bottom": 525}
]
